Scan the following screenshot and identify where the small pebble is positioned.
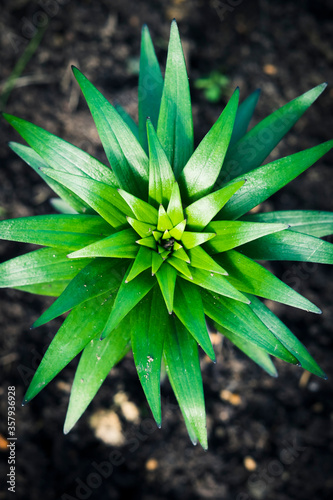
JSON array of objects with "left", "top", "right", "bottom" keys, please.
[
  {"left": 263, "top": 63, "right": 278, "bottom": 75},
  {"left": 145, "top": 458, "right": 158, "bottom": 471},
  {"left": 244, "top": 456, "right": 257, "bottom": 471}
]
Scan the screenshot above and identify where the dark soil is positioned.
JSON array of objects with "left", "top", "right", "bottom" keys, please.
[{"left": 0, "top": 1, "right": 333, "bottom": 499}]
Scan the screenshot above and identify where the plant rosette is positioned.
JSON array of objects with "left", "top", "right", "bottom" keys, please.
[{"left": 1, "top": 21, "right": 333, "bottom": 449}]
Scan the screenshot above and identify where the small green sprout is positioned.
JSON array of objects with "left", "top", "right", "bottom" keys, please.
[
  {"left": 1, "top": 21, "right": 333, "bottom": 450},
  {"left": 194, "top": 70, "right": 230, "bottom": 102}
]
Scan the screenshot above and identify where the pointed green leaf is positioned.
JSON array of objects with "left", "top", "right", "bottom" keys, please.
[
  {"left": 174, "top": 279, "right": 215, "bottom": 361},
  {"left": 0, "top": 215, "right": 113, "bottom": 250},
  {"left": 167, "top": 182, "right": 184, "bottom": 226},
  {"left": 114, "top": 103, "right": 139, "bottom": 140},
  {"left": 229, "top": 89, "right": 261, "bottom": 147},
  {"left": 169, "top": 219, "right": 186, "bottom": 240},
  {"left": 216, "top": 250, "right": 321, "bottom": 313},
  {"left": 24, "top": 291, "right": 115, "bottom": 403},
  {"left": 213, "top": 322, "right": 277, "bottom": 377},
  {"left": 185, "top": 180, "right": 245, "bottom": 230},
  {"left": 156, "top": 262, "right": 177, "bottom": 313},
  {"left": 157, "top": 204, "right": 173, "bottom": 232},
  {"left": 168, "top": 256, "right": 192, "bottom": 279},
  {"left": 136, "top": 235, "right": 157, "bottom": 250},
  {"left": 173, "top": 247, "right": 190, "bottom": 263},
  {"left": 72, "top": 67, "right": 149, "bottom": 198},
  {"left": 181, "top": 413, "right": 198, "bottom": 447},
  {"left": 152, "top": 252, "right": 164, "bottom": 275},
  {"left": 239, "top": 230, "right": 333, "bottom": 264},
  {"left": 50, "top": 198, "right": 78, "bottom": 214},
  {"left": 173, "top": 241, "right": 182, "bottom": 251},
  {"left": 201, "top": 290, "right": 297, "bottom": 364},
  {"left": 131, "top": 287, "right": 167, "bottom": 425},
  {"left": 9, "top": 143, "right": 92, "bottom": 214},
  {"left": 14, "top": 280, "right": 70, "bottom": 297},
  {"left": 100, "top": 269, "right": 156, "bottom": 338},
  {"left": 118, "top": 189, "right": 158, "bottom": 224},
  {"left": 157, "top": 20, "right": 193, "bottom": 177},
  {"left": 182, "top": 267, "right": 249, "bottom": 303},
  {"left": 0, "top": 247, "right": 91, "bottom": 288},
  {"left": 219, "top": 140, "right": 333, "bottom": 220},
  {"left": 126, "top": 246, "right": 152, "bottom": 282},
  {"left": 127, "top": 217, "right": 156, "bottom": 238},
  {"left": 64, "top": 314, "right": 131, "bottom": 433},
  {"left": 41, "top": 168, "right": 131, "bottom": 228},
  {"left": 188, "top": 246, "right": 227, "bottom": 275},
  {"left": 181, "top": 231, "right": 216, "bottom": 250},
  {"left": 205, "top": 221, "right": 287, "bottom": 253},
  {"left": 32, "top": 259, "right": 125, "bottom": 328},
  {"left": 153, "top": 230, "right": 163, "bottom": 241},
  {"left": 241, "top": 210, "right": 333, "bottom": 238},
  {"left": 158, "top": 244, "right": 167, "bottom": 254},
  {"left": 3, "top": 114, "right": 117, "bottom": 185},
  {"left": 139, "top": 25, "right": 164, "bottom": 153},
  {"left": 179, "top": 88, "right": 239, "bottom": 202},
  {"left": 68, "top": 229, "right": 138, "bottom": 259},
  {"left": 246, "top": 294, "right": 326, "bottom": 378},
  {"left": 163, "top": 316, "right": 207, "bottom": 449},
  {"left": 162, "top": 230, "right": 171, "bottom": 239},
  {"left": 220, "top": 83, "right": 327, "bottom": 181},
  {"left": 147, "top": 119, "right": 175, "bottom": 207},
  {"left": 160, "top": 249, "right": 171, "bottom": 260}
]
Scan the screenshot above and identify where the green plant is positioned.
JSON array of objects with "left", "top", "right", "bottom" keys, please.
[
  {"left": 194, "top": 70, "right": 230, "bottom": 102},
  {"left": 1, "top": 20, "right": 333, "bottom": 449}
]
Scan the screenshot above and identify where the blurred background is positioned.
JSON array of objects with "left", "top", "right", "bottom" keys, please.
[{"left": 0, "top": 1, "right": 333, "bottom": 499}]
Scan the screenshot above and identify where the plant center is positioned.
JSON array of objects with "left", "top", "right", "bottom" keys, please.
[{"left": 161, "top": 237, "right": 175, "bottom": 251}]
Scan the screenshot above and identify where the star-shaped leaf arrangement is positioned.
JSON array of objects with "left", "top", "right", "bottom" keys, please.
[{"left": 1, "top": 21, "right": 333, "bottom": 449}]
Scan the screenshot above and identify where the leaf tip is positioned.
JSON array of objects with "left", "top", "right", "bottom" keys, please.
[
  {"left": 21, "top": 399, "right": 28, "bottom": 407},
  {"left": 63, "top": 423, "right": 71, "bottom": 435},
  {"left": 2, "top": 112, "right": 12, "bottom": 122}
]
